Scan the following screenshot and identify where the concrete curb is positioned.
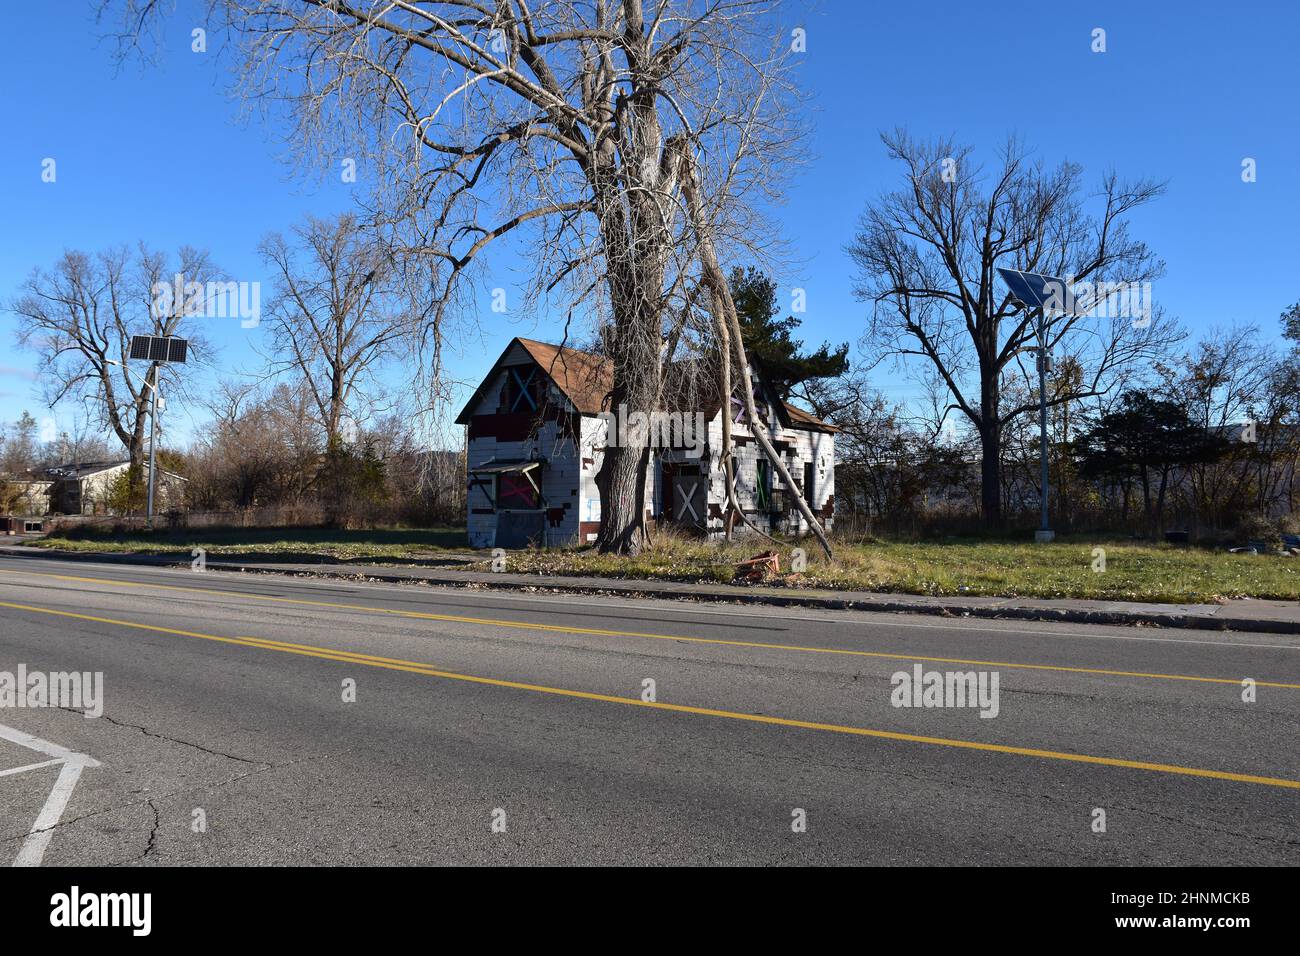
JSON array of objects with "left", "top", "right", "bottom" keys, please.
[{"left": 5, "top": 544, "right": 1299, "bottom": 635}]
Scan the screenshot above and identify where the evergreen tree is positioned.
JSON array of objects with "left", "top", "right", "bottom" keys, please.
[
  {"left": 1074, "top": 391, "right": 1228, "bottom": 528},
  {"left": 729, "top": 267, "right": 848, "bottom": 397}
]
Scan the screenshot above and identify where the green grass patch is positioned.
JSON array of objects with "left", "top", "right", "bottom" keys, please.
[
  {"left": 25, "top": 525, "right": 1299, "bottom": 603},
  {"left": 491, "top": 534, "right": 1300, "bottom": 604},
  {"left": 28, "top": 525, "right": 469, "bottom": 561}
]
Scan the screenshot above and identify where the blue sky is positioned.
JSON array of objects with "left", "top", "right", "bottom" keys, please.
[{"left": 2, "top": 0, "right": 1297, "bottom": 448}]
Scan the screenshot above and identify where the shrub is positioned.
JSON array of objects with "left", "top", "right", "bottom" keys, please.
[
  {"left": 1235, "top": 514, "right": 1282, "bottom": 549},
  {"left": 104, "top": 465, "right": 147, "bottom": 515},
  {"left": 1277, "top": 513, "right": 1300, "bottom": 536}
]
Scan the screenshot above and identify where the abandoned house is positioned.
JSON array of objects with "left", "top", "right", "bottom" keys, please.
[
  {"left": 455, "top": 337, "right": 836, "bottom": 548},
  {"left": 43, "top": 460, "right": 188, "bottom": 515}
]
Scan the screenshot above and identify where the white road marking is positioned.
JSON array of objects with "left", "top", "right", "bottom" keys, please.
[
  {"left": 0, "top": 759, "right": 64, "bottom": 777},
  {"left": 0, "top": 722, "right": 89, "bottom": 761},
  {"left": 0, "top": 722, "right": 99, "bottom": 867},
  {"left": 14, "top": 761, "right": 90, "bottom": 867}
]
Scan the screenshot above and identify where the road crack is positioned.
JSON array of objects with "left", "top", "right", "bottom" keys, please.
[
  {"left": 57, "top": 706, "right": 269, "bottom": 766},
  {"left": 134, "top": 798, "right": 161, "bottom": 864}
]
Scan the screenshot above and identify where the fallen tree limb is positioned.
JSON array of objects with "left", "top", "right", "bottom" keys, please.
[{"left": 678, "top": 148, "right": 833, "bottom": 559}]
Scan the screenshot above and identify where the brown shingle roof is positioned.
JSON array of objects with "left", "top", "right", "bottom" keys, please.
[
  {"left": 782, "top": 401, "right": 839, "bottom": 433},
  {"left": 457, "top": 337, "right": 837, "bottom": 433},
  {"left": 514, "top": 338, "right": 613, "bottom": 415}
]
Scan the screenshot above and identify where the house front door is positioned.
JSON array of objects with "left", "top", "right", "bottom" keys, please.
[{"left": 671, "top": 467, "right": 706, "bottom": 529}]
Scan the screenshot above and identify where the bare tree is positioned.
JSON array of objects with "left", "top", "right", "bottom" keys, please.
[
  {"left": 44, "top": 416, "right": 117, "bottom": 467},
  {"left": 260, "top": 213, "right": 411, "bottom": 446},
  {"left": 103, "top": 0, "right": 805, "bottom": 554},
  {"left": 848, "top": 131, "right": 1182, "bottom": 525},
  {"left": 1158, "top": 325, "right": 1280, "bottom": 530},
  {"left": 189, "top": 379, "right": 325, "bottom": 509},
  {"left": 10, "top": 244, "right": 215, "bottom": 470}
]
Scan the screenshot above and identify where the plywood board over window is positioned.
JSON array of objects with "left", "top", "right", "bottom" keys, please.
[{"left": 499, "top": 473, "right": 540, "bottom": 509}]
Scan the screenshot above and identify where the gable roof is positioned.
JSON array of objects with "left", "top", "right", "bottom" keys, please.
[
  {"left": 44, "top": 460, "right": 189, "bottom": 481},
  {"left": 45, "top": 460, "right": 131, "bottom": 479},
  {"left": 454, "top": 337, "right": 613, "bottom": 424},
  {"left": 455, "top": 337, "right": 837, "bottom": 432},
  {"left": 515, "top": 338, "right": 614, "bottom": 415}
]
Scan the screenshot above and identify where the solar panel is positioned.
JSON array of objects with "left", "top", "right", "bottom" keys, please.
[
  {"left": 127, "top": 334, "right": 189, "bottom": 364},
  {"left": 996, "top": 268, "right": 1074, "bottom": 313}
]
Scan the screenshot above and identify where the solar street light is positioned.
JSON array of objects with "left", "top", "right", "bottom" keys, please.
[
  {"left": 997, "top": 268, "right": 1069, "bottom": 542},
  {"left": 129, "top": 335, "right": 189, "bottom": 364},
  {"left": 127, "top": 335, "right": 189, "bottom": 528}
]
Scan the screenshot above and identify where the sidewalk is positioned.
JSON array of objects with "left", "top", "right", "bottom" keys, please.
[{"left": 5, "top": 543, "right": 1300, "bottom": 635}]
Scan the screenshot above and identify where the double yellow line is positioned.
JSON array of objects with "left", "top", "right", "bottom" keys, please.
[
  {"left": 1, "top": 592, "right": 1298, "bottom": 790},
  {"left": 2, "top": 567, "right": 1297, "bottom": 690}
]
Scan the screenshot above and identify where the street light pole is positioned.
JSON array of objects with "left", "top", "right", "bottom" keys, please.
[
  {"left": 125, "top": 334, "right": 188, "bottom": 527},
  {"left": 1035, "top": 309, "right": 1052, "bottom": 542},
  {"left": 997, "top": 268, "right": 1066, "bottom": 544},
  {"left": 146, "top": 361, "right": 160, "bottom": 528}
]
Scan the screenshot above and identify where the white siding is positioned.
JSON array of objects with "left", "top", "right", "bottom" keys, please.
[
  {"left": 464, "top": 351, "right": 588, "bottom": 548},
  {"left": 463, "top": 349, "right": 834, "bottom": 546}
]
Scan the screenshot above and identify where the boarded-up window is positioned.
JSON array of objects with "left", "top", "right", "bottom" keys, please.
[
  {"left": 502, "top": 366, "right": 542, "bottom": 412},
  {"left": 756, "top": 459, "right": 771, "bottom": 510},
  {"left": 499, "top": 473, "right": 539, "bottom": 509}
]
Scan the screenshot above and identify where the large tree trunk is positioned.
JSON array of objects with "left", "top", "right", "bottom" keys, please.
[
  {"left": 128, "top": 425, "right": 147, "bottom": 472},
  {"left": 589, "top": 103, "right": 669, "bottom": 554},
  {"left": 595, "top": 379, "right": 654, "bottom": 551},
  {"left": 977, "top": 357, "right": 1004, "bottom": 526},
  {"left": 978, "top": 424, "right": 1002, "bottom": 526},
  {"left": 594, "top": 275, "right": 663, "bottom": 556},
  {"left": 126, "top": 364, "right": 155, "bottom": 473},
  {"left": 594, "top": 444, "right": 645, "bottom": 554}
]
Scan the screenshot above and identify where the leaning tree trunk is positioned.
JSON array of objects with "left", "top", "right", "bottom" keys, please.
[
  {"left": 714, "top": 295, "right": 735, "bottom": 540},
  {"left": 679, "top": 153, "right": 832, "bottom": 559},
  {"left": 710, "top": 287, "right": 772, "bottom": 544}
]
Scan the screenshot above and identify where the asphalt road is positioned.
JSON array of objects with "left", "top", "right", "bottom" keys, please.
[{"left": 0, "top": 551, "right": 1296, "bottom": 866}]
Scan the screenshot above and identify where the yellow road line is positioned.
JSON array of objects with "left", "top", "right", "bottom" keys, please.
[
  {"left": 2, "top": 566, "right": 1297, "bottom": 690},
  {"left": 1, "top": 597, "right": 1298, "bottom": 791}
]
